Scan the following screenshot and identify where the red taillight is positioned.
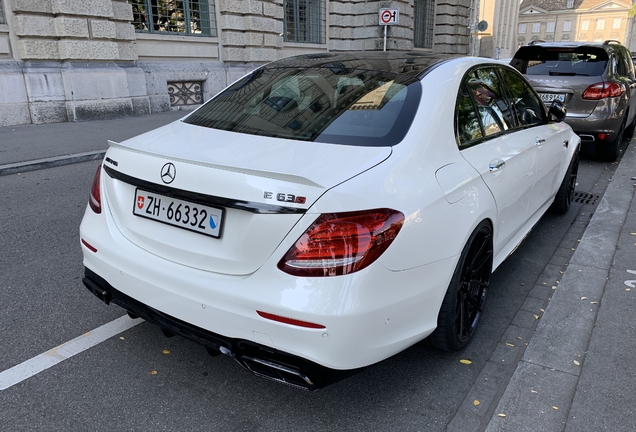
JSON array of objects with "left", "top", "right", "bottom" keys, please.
[
  {"left": 582, "top": 81, "right": 625, "bottom": 100},
  {"left": 278, "top": 208, "right": 405, "bottom": 277},
  {"left": 89, "top": 165, "right": 102, "bottom": 214}
]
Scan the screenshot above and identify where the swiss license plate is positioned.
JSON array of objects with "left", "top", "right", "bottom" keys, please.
[
  {"left": 133, "top": 189, "right": 223, "bottom": 238},
  {"left": 539, "top": 93, "right": 565, "bottom": 103}
]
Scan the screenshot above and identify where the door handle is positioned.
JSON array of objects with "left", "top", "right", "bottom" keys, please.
[
  {"left": 536, "top": 138, "right": 546, "bottom": 146},
  {"left": 489, "top": 159, "right": 505, "bottom": 172}
]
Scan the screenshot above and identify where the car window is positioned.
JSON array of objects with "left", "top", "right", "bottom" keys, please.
[
  {"left": 511, "top": 46, "right": 608, "bottom": 77},
  {"left": 499, "top": 67, "right": 546, "bottom": 127},
  {"left": 455, "top": 67, "right": 515, "bottom": 147},
  {"left": 184, "top": 67, "right": 422, "bottom": 147},
  {"left": 466, "top": 68, "right": 515, "bottom": 137},
  {"left": 456, "top": 83, "right": 484, "bottom": 145}
]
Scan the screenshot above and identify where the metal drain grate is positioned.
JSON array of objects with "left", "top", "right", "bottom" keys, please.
[{"left": 573, "top": 191, "right": 601, "bottom": 205}]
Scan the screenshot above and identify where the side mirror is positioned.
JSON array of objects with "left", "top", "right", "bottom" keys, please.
[{"left": 548, "top": 99, "right": 567, "bottom": 122}]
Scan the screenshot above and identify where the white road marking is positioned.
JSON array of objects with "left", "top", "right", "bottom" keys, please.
[{"left": 0, "top": 315, "right": 141, "bottom": 391}]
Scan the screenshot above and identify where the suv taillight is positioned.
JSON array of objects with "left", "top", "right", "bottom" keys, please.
[
  {"left": 582, "top": 81, "right": 625, "bottom": 100},
  {"left": 89, "top": 165, "right": 102, "bottom": 214},
  {"left": 278, "top": 209, "right": 404, "bottom": 277}
]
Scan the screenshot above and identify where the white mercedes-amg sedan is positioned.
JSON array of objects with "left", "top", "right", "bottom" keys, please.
[{"left": 80, "top": 52, "right": 580, "bottom": 390}]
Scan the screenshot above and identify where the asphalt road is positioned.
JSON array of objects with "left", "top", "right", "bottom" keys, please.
[{"left": 0, "top": 145, "right": 624, "bottom": 431}]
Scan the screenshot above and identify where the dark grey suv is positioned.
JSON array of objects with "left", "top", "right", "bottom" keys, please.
[{"left": 511, "top": 40, "right": 636, "bottom": 161}]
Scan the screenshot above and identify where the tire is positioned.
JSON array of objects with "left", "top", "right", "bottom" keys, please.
[
  {"left": 550, "top": 149, "right": 580, "bottom": 214},
  {"left": 597, "top": 117, "right": 624, "bottom": 162},
  {"left": 429, "top": 221, "right": 493, "bottom": 351}
]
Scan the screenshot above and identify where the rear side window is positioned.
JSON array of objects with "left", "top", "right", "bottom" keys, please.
[
  {"left": 455, "top": 67, "right": 516, "bottom": 146},
  {"left": 511, "top": 46, "right": 608, "bottom": 77},
  {"left": 184, "top": 66, "right": 421, "bottom": 147}
]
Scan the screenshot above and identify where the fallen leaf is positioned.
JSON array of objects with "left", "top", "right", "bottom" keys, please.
[
  {"left": 119, "top": 337, "right": 125, "bottom": 340},
  {"left": 149, "top": 370, "right": 158, "bottom": 375},
  {"left": 531, "top": 390, "right": 538, "bottom": 394},
  {"left": 631, "top": 232, "right": 636, "bottom": 235},
  {"left": 517, "top": 336, "right": 523, "bottom": 340},
  {"left": 162, "top": 349, "right": 171, "bottom": 355},
  {"left": 627, "top": 288, "right": 632, "bottom": 292},
  {"left": 543, "top": 282, "right": 547, "bottom": 285},
  {"left": 581, "top": 296, "right": 587, "bottom": 300},
  {"left": 552, "top": 286, "right": 557, "bottom": 290},
  {"left": 552, "top": 406, "right": 559, "bottom": 410},
  {"left": 534, "top": 315, "right": 541, "bottom": 319},
  {"left": 591, "top": 301, "right": 599, "bottom": 304},
  {"left": 506, "top": 343, "right": 515, "bottom": 347},
  {"left": 540, "top": 309, "right": 545, "bottom": 312},
  {"left": 460, "top": 359, "right": 472, "bottom": 365},
  {"left": 574, "top": 360, "right": 580, "bottom": 366},
  {"left": 498, "top": 414, "right": 506, "bottom": 418},
  {"left": 473, "top": 400, "right": 480, "bottom": 406}
]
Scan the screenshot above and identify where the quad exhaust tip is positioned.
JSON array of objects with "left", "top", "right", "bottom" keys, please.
[{"left": 240, "top": 356, "right": 317, "bottom": 391}]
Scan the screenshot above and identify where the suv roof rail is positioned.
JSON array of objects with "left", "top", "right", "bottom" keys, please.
[
  {"left": 603, "top": 39, "right": 622, "bottom": 45},
  {"left": 528, "top": 39, "right": 546, "bottom": 45}
]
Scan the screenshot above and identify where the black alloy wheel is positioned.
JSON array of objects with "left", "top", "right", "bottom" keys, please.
[
  {"left": 429, "top": 221, "right": 493, "bottom": 351},
  {"left": 550, "top": 149, "right": 580, "bottom": 214}
]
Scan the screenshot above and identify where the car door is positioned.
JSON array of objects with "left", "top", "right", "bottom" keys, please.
[
  {"left": 456, "top": 66, "right": 537, "bottom": 253},
  {"left": 498, "top": 67, "right": 570, "bottom": 217},
  {"left": 615, "top": 45, "right": 636, "bottom": 127}
]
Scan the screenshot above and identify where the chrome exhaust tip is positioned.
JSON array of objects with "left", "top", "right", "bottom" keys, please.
[{"left": 241, "top": 356, "right": 317, "bottom": 391}]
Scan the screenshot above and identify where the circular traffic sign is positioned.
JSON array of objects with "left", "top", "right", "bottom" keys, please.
[{"left": 381, "top": 10, "right": 393, "bottom": 24}]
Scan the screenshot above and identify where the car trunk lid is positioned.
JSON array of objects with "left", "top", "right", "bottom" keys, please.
[{"left": 101, "top": 120, "right": 392, "bottom": 275}]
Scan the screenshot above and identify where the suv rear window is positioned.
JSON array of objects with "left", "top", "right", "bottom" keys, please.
[
  {"left": 511, "top": 46, "right": 608, "bottom": 77},
  {"left": 184, "top": 66, "right": 421, "bottom": 147}
]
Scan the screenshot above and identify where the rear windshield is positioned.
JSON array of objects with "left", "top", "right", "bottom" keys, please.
[
  {"left": 511, "top": 46, "right": 608, "bottom": 77},
  {"left": 184, "top": 66, "right": 421, "bottom": 146}
]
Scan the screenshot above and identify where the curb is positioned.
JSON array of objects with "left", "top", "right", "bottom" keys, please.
[{"left": 0, "top": 150, "right": 105, "bottom": 176}]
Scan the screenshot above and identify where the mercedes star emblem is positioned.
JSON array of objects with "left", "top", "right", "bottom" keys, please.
[{"left": 160, "top": 162, "right": 176, "bottom": 184}]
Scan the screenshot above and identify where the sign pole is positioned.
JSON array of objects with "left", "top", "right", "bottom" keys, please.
[{"left": 384, "top": 25, "right": 387, "bottom": 52}]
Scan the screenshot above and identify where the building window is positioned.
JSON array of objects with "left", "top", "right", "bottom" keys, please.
[
  {"left": 567, "top": 0, "right": 574, "bottom": 7},
  {"left": 563, "top": 21, "right": 572, "bottom": 32},
  {"left": 130, "top": 0, "right": 217, "bottom": 36},
  {"left": 519, "top": 23, "right": 527, "bottom": 34},
  {"left": 581, "top": 20, "right": 589, "bottom": 31},
  {"left": 414, "top": 0, "right": 435, "bottom": 49},
  {"left": 0, "top": 1, "right": 5, "bottom": 25},
  {"left": 546, "top": 22, "right": 555, "bottom": 32},
  {"left": 532, "top": 22, "right": 541, "bottom": 33},
  {"left": 613, "top": 18, "right": 621, "bottom": 29},
  {"left": 596, "top": 19, "right": 605, "bottom": 30},
  {"left": 284, "top": 0, "right": 326, "bottom": 44}
]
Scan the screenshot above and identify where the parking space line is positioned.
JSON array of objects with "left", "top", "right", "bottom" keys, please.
[{"left": 0, "top": 315, "right": 141, "bottom": 391}]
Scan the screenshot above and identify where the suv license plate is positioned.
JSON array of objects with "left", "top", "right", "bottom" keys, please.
[
  {"left": 539, "top": 93, "right": 565, "bottom": 103},
  {"left": 133, "top": 189, "right": 223, "bottom": 238}
]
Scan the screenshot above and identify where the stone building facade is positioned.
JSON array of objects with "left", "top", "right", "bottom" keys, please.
[
  {"left": 517, "top": 0, "right": 635, "bottom": 49},
  {"left": 0, "top": 0, "right": 476, "bottom": 127}
]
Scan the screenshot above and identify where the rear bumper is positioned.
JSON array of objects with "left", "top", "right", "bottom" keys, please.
[{"left": 82, "top": 267, "right": 346, "bottom": 390}]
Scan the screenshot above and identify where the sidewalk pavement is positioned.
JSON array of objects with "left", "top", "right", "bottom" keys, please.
[
  {"left": 0, "top": 110, "right": 186, "bottom": 176},
  {"left": 485, "top": 142, "right": 636, "bottom": 431},
  {"left": 2, "top": 112, "right": 635, "bottom": 431}
]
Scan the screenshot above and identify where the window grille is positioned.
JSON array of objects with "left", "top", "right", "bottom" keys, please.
[
  {"left": 567, "top": 0, "right": 574, "bottom": 8},
  {"left": 414, "top": 0, "right": 434, "bottom": 49},
  {"left": 130, "top": 0, "right": 217, "bottom": 36},
  {"left": 547, "top": 22, "right": 555, "bottom": 33},
  {"left": 563, "top": 21, "right": 572, "bottom": 32},
  {"left": 284, "top": 0, "right": 325, "bottom": 44},
  {"left": 532, "top": 22, "right": 540, "bottom": 33},
  {"left": 519, "top": 23, "right": 527, "bottom": 34},
  {"left": 0, "top": 1, "right": 5, "bottom": 25}
]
